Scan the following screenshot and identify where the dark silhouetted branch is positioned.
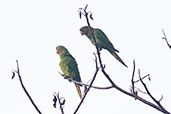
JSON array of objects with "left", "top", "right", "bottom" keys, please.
[
  {"left": 59, "top": 72, "right": 113, "bottom": 90},
  {"left": 131, "top": 59, "right": 136, "bottom": 94},
  {"left": 12, "top": 60, "right": 42, "bottom": 114},
  {"left": 138, "top": 69, "right": 170, "bottom": 114},
  {"left": 134, "top": 74, "right": 150, "bottom": 83},
  {"left": 162, "top": 29, "right": 171, "bottom": 49},
  {"left": 79, "top": 4, "right": 170, "bottom": 114}
]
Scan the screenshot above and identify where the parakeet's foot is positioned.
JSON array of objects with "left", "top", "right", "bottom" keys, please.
[{"left": 63, "top": 75, "right": 72, "bottom": 82}]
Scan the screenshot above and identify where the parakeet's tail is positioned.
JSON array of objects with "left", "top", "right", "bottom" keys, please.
[
  {"left": 75, "top": 83, "right": 82, "bottom": 99},
  {"left": 112, "top": 52, "right": 128, "bottom": 68}
]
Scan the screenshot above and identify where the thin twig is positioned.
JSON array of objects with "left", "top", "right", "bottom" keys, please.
[
  {"left": 79, "top": 4, "right": 170, "bottom": 114},
  {"left": 137, "top": 88, "right": 147, "bottom": 94},
  {"left": 159, "top": 95, "right": 163, "bottom": 102},
  {"left": 12, "top": 60, "right": 42, "bottom": 114},
  {"left": 138, "top": 69, "right": 170, "bottom": 114},
  {"left": 134, "top": 74, "right": 150, "bottom": 83},
  {"left": 131, "top": 59, "right": 136, "bottom": 94},
  {"left": 162, "top": 29, "right": 171, "bottom": 49},
  {"left": 59, "top": 72, "right": 113, "bottom": 90}
]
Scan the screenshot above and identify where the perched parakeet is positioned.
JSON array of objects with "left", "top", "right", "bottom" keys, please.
[
  {"left": 80, "top": 26, "right": 128, "bottom": 68},
  {"left": 56, "top": 45, "right": 82, "bottom": 99}
]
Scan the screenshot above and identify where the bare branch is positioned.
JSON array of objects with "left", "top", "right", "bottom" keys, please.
[
  {"left": 79, "top": 4, "right": 170, "bottom": 114},
  {"left": 137, "top": 88, "right": 147, "bottom": 94},
  {"left": 58, "top": 71, "right": 113, "bottom": 90},
  {"left": 159, "top": 95, "right": 163, "bottom": 102},
  {"left": 162, "top": 29, "right": 171, "bottom": 49},
  {"left": 134, "top": 74, "right": 150, "bottom": 83},
  {"left": 12, "top": 60, "right": 42, "bottom": 114},
  {"left": 138, "top": 69, "right": 170, "bottom": 114},
  {"left": 131, "top": 59, "right": 136, "bottom": 94}
]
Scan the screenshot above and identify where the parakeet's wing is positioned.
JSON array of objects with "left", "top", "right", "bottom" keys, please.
[
  {"left": 60, "top": 54, "right": 82, "bottom": 99},
  {"left": 94, "top": 29, "right": 117, "bottom": 51},
  {"left": 60, "top": 55, "right": 81, "bottom": 82}
]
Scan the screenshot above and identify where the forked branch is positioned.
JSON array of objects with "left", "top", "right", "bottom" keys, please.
[
  {"left": 79, "top": 4, "right": 170, "bottom": 114},
  {"left": 12, "top": 60, "right": 42, "bottom": 114},
  {"left": 138, "top": 69, "right": 170, "bottom": 114}
]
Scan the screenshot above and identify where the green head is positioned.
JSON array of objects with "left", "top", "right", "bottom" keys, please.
[
  {"left": 56, "top": 45, "right": 69, "bottom": 56},
  {"left": 80, "top": 26, "right": 93, "bottom": 36}
]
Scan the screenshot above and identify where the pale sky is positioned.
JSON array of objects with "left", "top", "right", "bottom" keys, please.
[{"left": 0, "top": 0, "right": 171, "bottom": 114}]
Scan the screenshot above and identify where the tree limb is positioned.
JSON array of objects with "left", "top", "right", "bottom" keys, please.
[
  {"left": 79, "top": 4, "right": 170, "bottom": 114},
  {"left": 131, "top": 59, "right": 136, "bottom": 94},
  {"left": 138, "top": 69, "right": 170, "bottom": 114},
  {"left": 12, "top": 60, "right": 42, "bottom": 114},
  {"left": 59, "top": 72, "right": 113, "bottom": 90},
  {"left": 162, "top": 29, "right": 171, "bottom": 49}
]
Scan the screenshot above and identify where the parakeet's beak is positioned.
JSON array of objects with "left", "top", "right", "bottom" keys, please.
[{"left": 80, "top": 31, "right": 84, "bottom": 35}]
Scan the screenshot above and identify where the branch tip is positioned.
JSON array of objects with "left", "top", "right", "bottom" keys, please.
[{"left": 12, "top": 60, "right": 42, "bottom": 114}]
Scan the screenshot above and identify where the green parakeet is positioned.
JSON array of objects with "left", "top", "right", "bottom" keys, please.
[
  {"left": 56, "top": 45, "right": 82, "bottom": 99},
  {"left": 80, "top": 26, "right": 128, "bottom": 68}
]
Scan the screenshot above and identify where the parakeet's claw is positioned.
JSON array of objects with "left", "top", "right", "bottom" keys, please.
[
  {"left": 64, "top": 76, "right": 72, "bottom": 82},
  {"left": 63, "top": 76, "right": 67, "bottom": 79},
  {"left": 68, "top": 78, "right": 72, "bottom": 82},
  {"left": 62, "top": 75, "right": 72, "bottom": 82},
  {"left": 98, "top": 48, "right": 102, "bottom": 51}
]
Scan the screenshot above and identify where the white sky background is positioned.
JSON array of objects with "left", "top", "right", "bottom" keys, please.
[{"left": 0, "top": 0, "right": 171, "bottom": 114}]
